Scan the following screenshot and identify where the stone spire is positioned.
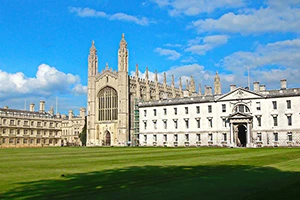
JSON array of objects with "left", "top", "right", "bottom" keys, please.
[
  {"left": 198, "top": 83, "right": 202, "bottom": 95},
  {"left": 163, "top": 72, "right": 167, "bottom": 92},
  {"left": 172, "top": 75, "right": 176, "bottom": 98},
  {"left": 118, "top": 33, "right": 128, "bottom": 72},
  {"left": 186, "top": 79, "right": 189, "bottom": 91},
  {"left": 214, "top": 71, "right": 222, "bottom": 95},
  {"left": 88, "top": 40, "right": 98, "bottom": 76},
  {"left": 145, "top": 67, "right": 150, "bottom": 101},
  {"left": 135, "top": 64, "right": 140, "bottom": 99},
  {"left": 135, "top": 64, "right": 139, "bottom": 78},
  {"left": 179, "top": 77, "right": 183, "bottom": 97},
  {"left": 145, "top": 66, "right": 149, "bottom": 81},
  {"left": 90, "top": 40, "right": 97, "bottom": 55},
  {"left": 155, "top": 71, "right": 159, "bottom": 100},
  {"left": 171, "top": 75, "right": 175, "bottom": 87},
  {"left": 190, "top": 76, "right": 196, "bottom": 93}
]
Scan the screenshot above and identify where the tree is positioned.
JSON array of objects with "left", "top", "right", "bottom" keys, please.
[{"left": 79, "top": 116, "right": 87, "bottom": 146}]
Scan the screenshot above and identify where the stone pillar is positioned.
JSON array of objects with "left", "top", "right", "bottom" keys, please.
[
  {"left": 247, "top": 123, "right": 251, "bottom": 147},
  {"left": 230, "top": 123, "right": 234, "bottom": 146}
]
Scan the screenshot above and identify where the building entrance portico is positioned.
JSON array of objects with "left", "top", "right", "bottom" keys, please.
[
  {"left": 228, "top": 112, "right": 253, "bottom": 147},
  {"left": 237, "top": 124, "right": 247, "bottom": 147}
]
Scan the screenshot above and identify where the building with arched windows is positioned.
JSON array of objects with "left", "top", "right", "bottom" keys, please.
[
  {"left": 87, "top": 34, "right": 300, "bottom": 147},
  {"left": 138, "top": 80, "right": 300, "bottom": 147},
  {"left": 87, "top": 34, "right": 197, "bottom": 146}
]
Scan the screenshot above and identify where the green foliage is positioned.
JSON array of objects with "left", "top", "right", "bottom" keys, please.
[{"left": 0, "top": 148, "right": 299, "bottom": 199}]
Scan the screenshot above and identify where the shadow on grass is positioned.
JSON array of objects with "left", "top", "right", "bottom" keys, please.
[{"left": 1, "top": 165, "right": 299, "bottom": 200}]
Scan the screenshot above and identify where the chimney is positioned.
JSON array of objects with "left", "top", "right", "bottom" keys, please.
[
  {"left": 30, "top": 103, "right": 35, "bottom": 112},
  {"left": 80, "top": 108, "right": 86, "bottom": 118},
  {"left": 39, "top": 100, "right": 45, "bottom": 113},
  {"left": 253, "top": 82, "right": 260, "bottom": 92},
  {"left": 204, "top": 86, "right": 212, "bottom": 96},
  {"left": 68, "top": 110, "right": 74, "bottom": 120},
  {"left": 280, "top": 79, "right": 287, "bottom": 90},
  {"left": 230, "top": 85, "right": 236, "bottom": 92},
  {"left": 259, "top": 85, "right": 266, "bottom": 91}
]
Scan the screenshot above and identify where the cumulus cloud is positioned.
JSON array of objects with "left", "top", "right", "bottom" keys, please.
[
  {"left": 0, "top": 64, "right": 86, "bottom": 100},
  {"left": 221, "top": 38, "right": 300, "bottom": 89},
  {"left": 152, "top": 0, "right": 245, "bottom": 16},
  {"left": 191, "top": 1, "right": 300, "bottom": 34},
  {"left": 154, "top": 47, "right": 181, "bottom": 60},
  {"left": 185, "top": 35, "right": 229, "bottom": 55},
  {"left": 155, "top": 0, "right": 246, "bottom": 16},
  {"left": 69, "top": 6, "right": 151, "bottom": 26}
]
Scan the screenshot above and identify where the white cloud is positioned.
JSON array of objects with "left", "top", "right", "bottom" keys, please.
[
  {"left": 69, "top": 6, "right": 151, "bottom": 26},
  {"left": 222, "top": 39, "right": 300, "bottom": 71},
  {"left": 164, "top": 43, "right": 182, "bottom": 47},
  {"left": 221, "top": 38, "right": 300, "bottom": 89},
  {"left": 0, "top": 64, "right": 86, "bottom": 100},
  {"left": 152, "top": 0, "right": 245, "bottom": 16},
  {"left": 185, "top": 35, "right": 229, "bottom": 55},
  {"left": 72, "top": 84, "right": 87, "bottom": 95},
  {"left": 191, "top": 2, "right": 300, "bottom": 34},
  {"left": 68, "top": 7, "right": 107, "bottom": 17},
  {"left": 154, "top": 47, "right": 181, "bottom": 60}
]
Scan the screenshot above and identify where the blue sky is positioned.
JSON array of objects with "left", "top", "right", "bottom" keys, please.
[{"left": 0, "top": 0, "right": 300, "bottom": 115}]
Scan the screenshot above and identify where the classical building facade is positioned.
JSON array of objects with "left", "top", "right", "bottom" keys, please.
[
  {"left": 87, "top": 34, "right": 193, "bottom": 146},
  {"left": 0, "top": 101, "right": 86, "bottom": 148},
  {"left": 138, "top": 80, "right": 300, "bottom": 147},
  {"left": 61, "top": 108, "right": 86, "bottom": 146}
]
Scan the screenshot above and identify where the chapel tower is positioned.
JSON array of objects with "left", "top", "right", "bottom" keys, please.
[
  {"left": 87, "top": 41, "right": 98, "bottom": 144},
  {"left": 117, "top": 34, "right": 130, "bottom": 142}
]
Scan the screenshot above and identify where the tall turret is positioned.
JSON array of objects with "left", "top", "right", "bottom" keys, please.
[
  {"left": 88, "top": 40, "right": 98, "bottom": 76},
  {"left": 179, "top": 77, "right": 183, "bottom": 97},
  {"left": 117, "top": 33, "right": 130, "bottom": 143},
  {"left": 145, "top": 67, "right": 150, "bottom": 101},
  {"left": 155, "top": 71, "right": 160, "bottom": 100},
  {"left": 135, "top": 64, "right": 140, "bottom": 99},
  {"left": 190, "top": 76, "right": 196, "bottom": 93},
  {"left": 171, "top": 75, "right": 176, "bottom": 98},
  {"left": 198, "top": 83, "right": 202, "bottom": 95},
  {"left": 186, "top": 79, "right": 189, "bottom": 91},
  {"left": 214, "top": 71, "right": 222, "bottom": 95},
  {"left": 87, "top": 40, "right": 98, "bottom": 145},
  {"left": 163, "top": 72, "right": 167, "bottom": 92}
]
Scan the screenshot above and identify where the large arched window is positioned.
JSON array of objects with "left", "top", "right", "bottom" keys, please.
[
  {"left": 233, "top": 104, "right": 250, "bottom": 113},
  {"left": 98, "top": 87, "right": 118, "bottom": 121}
]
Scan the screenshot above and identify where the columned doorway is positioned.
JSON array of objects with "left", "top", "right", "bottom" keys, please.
[
  {"left": 228, "top": 112, "right": 253, "bottom": 147},
  {"left": 104, "top": 131, "right": 111, "bottom": 146},
  {"left": 237, "top": 124, "right": 247, "bottom": 147}
]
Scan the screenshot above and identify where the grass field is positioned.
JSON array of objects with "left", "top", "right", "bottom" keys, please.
[{"left": 0, "top": 147, "right": 299, "bottom": 200}]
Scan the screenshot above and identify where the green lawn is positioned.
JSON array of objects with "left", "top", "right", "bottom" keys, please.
[{"left": 0, "top": 147, "right": 299, "bottom": 200}]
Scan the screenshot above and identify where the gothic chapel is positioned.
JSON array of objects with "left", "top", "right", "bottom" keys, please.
[{"left": 87, "top": 34, "right": 218, "bottom": 146}]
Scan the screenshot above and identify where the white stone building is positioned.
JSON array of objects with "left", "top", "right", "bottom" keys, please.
[
  {"left": 0, "top": 101, "right": 86, "bottom": 148},
  {"left": 87, "top": 34, "right": 186, "bottom": 146},
  {"left": 138, "top": 80, "right": 300, "bottom": 147}
]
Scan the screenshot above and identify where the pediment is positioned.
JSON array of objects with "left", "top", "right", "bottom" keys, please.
[
  {"left": 228, "top": 112, "right": 253, "bottom": 119},
  {"left": 217, "top": 88, "right": 264, "bottom": 101}
]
